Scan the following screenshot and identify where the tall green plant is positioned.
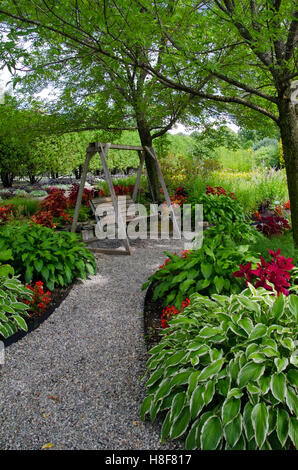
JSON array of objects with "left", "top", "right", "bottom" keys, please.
[
  {"left": 0, "top": 224, "right": 97, "bottom": 290},
  {"left": 142, "top": 287, "right": 298, "bottom": 450}
]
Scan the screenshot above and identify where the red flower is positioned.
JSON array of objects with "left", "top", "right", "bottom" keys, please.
[
  {"left": 22, "top": 281, "right": 52, "bottom": 317},
  {"left": 161, "top": 297, "right": 191, "bottom": 328}
]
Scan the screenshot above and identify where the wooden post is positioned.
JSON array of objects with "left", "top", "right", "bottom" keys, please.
[
  {"left": 132, "top": 150, "right": 145, "bottom": 203},
  {"left": 98, "top": 143, "right": 131, "bottom": 254},
  {"left": 71, "top": 150, "right": 95, "bottom": 233},
  {"left": 144, "top": 146, "right": 181, "bottom": 238}
]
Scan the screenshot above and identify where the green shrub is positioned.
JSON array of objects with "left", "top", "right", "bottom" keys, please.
[
  {"left": 195, "top": 193, "right": 245, "bottom": 226},
  {"left": 2, "top": 197, "right": 40, "bottom": 217},
  {"left": 143, "top": 232, "right": 258, "bottom": 309},
  {"left": 0, "top": 223, "right": 97, "bottom": 290},
  {"left": 142, "top": 287, "right": 298, "bottom": 450},
  {"left": 14, "top": 189, "right": 28, "bottom": 197},
  {"left": 0, "top": 250, "right": 32, "bottom": 339},
  {"left": 67, "top": 205, "right": 91, "bottom": 223},
  {"left": 29, "top": 190, "right": 48, "bottom": 197}
]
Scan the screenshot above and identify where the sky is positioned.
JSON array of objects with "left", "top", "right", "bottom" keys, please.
[{"left": 0, "top": 67, "right": 238, "bottom": 134}]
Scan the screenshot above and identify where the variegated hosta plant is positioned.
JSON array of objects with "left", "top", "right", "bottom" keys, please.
[
  {"left": 141, "top": 286, "right": 298, "bottom": 450},
  {"left": 0, "top": 273, "right": 33, "bottom": 339}
]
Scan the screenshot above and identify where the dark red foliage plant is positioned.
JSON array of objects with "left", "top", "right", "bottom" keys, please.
[
  {"left": 256, "top": 214, "right": 290, "bottom": 237},
  {"left": 0, "top": 204, "right": 14, "bottom": 223},
  {"left": 206, "top": 185, "right": 236, "bottom": 199},
  {"left": 40, "top": 188, "right": 68, "bottom": 217},
  {"left": 233, "top": 249, "right": 294, "bottom": 296},
  {"left": 68, "top": 183, "right": 94, "bottom": 207},
  {"left": 113, "top": 184, "right": 134, "bottom": 196}
]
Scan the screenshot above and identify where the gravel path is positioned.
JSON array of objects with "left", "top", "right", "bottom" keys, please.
[{"left": 0, "top": 238, "right": 185, "bottom": 450}]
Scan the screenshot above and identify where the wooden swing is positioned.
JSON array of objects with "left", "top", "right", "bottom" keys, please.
[{"left": 71, "top": 142, "right": 180, "bottom": 255}]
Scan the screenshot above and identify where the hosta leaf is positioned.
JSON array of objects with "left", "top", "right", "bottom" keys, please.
[
  {"left": 238, "top": 296, "right": 260, "bottom": 313},
  {"left": 146, "top": 368, "right": 164, "bottom": 388},
  {"left": 169, "top": 370, "right": 194, "bottom": 389},
  {"left": 179, "top": 279, "right": 195, "bottom": 294},
  {"left": 12, "top": 315, "right": 28, "bottom": 332},
  {"left": 237, "top": 317, "right": 254, "bottom": 335},
  {"left": 288, "top": 294, "right": 298, "bottom": 316},
  {"left": 238, "top": 362, "right": 265, "bottom": 388},
  {"left": 170, "top": 406, "right": 191, "bottom": 439},
  {"left": 271, "top": 294, "right": 285, "bottom": 321},
  {"left": 285, "top": 387, "right": 298, "bottom": 416},
  {"left": 290, "top": 353, "right": 298, "bottom": 367},
  {"left": 161, "top": 410, "right": 171, "bottom": 443},
  {"left": 25, "top": 265, "right": 33, "bottom": 283},
  {"left": 0, "top": 323, "right": 10, "bottom": 339},
  {"left": 268, "top": 407, "right": 276, "bottom": 435},
  {"left": 227, "top": 388, "right": 243, "bottom": 399},
  {"left": 270, "top": 373, "right": 286, "bottom": 403},
  {"left": 140, "top": 395, "right": 153, "bottom": 421},
  {"left": 258, "top": 375, "right": 271, "bottom": 394},
  {"left": 34, "top": 259, "right": 43, "bottom": 273},
  {"left": 262, "top": 346, "right": 279, "bottom": 358},
  {"left": 204, "top": 380, "right": 215, "bottom": 406},
  {"left": 248, "top": 352, "right": 266, "bottom": 363},
  {"left": 214, "top": 276, "right": 225, "bottom": 294},
  {"left": 287, "top": 369, "right": 298, "bottom": 388},
  {"left": 165, "top": 351, "right": 188, "bottom": 367},
  {"left": 247, "top": 383, "right": 261, "bottom": 394},
  {"left": 154, "top": 378, "right": 172, "bottom": 402},
  {"left": 200, "top": 415, "right": 223, "bottom": 450},
  {"left": 185, "top": 418, "right": 200, "bottom": 450},
  {"left": 276, "top": 408, "right": 289, "bottom": 447},
  {"left": 170, "top": 392, "right": 186, "bottom": 422},
  {"left": 224, "top": 414, "right": 242, "bottom": 448},
  {"left": 226, "top": 434, "right": 246, "bottom": 450},
  {"left": 243, "top": 401, "right": 254, "bottom": 441},
  {"left": 197, "top": 326, "right": 222, "bottom": 339},
  {"left": 190, "top": 384, "right": 205, "bottom": 420},
  {"left": 251, "top": 403, "right": 269, "bottom": 448},
  {"left": 187, "top": 371, "right": 200, "bottom": 399},
  {"left": 201, "top": 263, "right": 213, "bottom": 279},
  {"left": 248, "top": 323, "right": 267, "bottom": 341},
  {"left": 222, "top": 397, "right": 241, "bottom": 426},
  {"left": 281, "top": 337, "right": 295, "bottom": 351},
  {"left": 197, "top": 358, "right": 224, "bottom": 382},
  {"left": 187, "top": 342, "right": 208, "bottom": 353},
  {"left": 288, "top": 417, "right": 298, "bottom": 449},
  {"left": 150, "top": 398, "right": 161, "bottom": 421}
]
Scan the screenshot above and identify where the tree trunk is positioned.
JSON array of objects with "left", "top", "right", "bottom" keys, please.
[
  {"left": 1, "top": 171, "right": 14, "bottom": 187},
  {"left": 28, "top": 173, "right": 37, "bottom": 185},
  {"left": 137, "top": 118, "right": 162, "bottom": 203},
  {"left": 74, "top": 164, "right": 83, "bottom": 180},
  {"left": 278, "top": 88, "right": 298, "bottom": 253}
]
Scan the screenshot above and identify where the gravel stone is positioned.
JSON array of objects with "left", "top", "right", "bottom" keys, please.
[{"left": 0, "top": 238, "right": 185, "bottom": 450}]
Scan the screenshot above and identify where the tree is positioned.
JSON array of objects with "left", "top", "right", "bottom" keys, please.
[
  {"left": 0, "top": 1, "right": 208, "bottom": 202},
  {"left": 135, "top": 1, "right": 298, "bottom": 248}
]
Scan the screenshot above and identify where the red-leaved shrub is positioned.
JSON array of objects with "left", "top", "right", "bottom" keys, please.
[
  {"left": 68, "top": 183, "right": 94, "bottom": 207},
  {"left": 206, "top": 185, "right": 236, "bottom": 199},
  {"left": 0, "top": 204, "right": 14, "bottom": 223},
  {"left": 233, "top": 249, "right": 294, "bottom": 296},
  {"left": 256, "top": 214, "right": 290, "bottom": 237}
]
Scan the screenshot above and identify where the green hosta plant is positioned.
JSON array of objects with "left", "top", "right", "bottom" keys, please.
[
  {"left": 141, "top": 286, "right": 298, "bottom": 450},
  {"left": 143, "top": 232, "right": 258, "bottom": 309},
  {"left": 0, "top": 223, "right": 97, "bottom": 290},
  {"left": 0, "top": 252, "right": 32, "bottom": 339}
]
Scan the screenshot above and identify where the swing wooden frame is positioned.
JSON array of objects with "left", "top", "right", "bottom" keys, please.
[{"left": 71, "top": 142, "right": 180, "bottom": 255}]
